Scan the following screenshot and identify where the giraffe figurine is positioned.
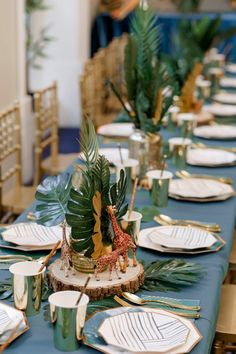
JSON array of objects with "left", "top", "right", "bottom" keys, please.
[
  {"left": 95, "top": 247, "right": 123, "bottom": 281},
  {"left": 60, "top": 222, "right": 75, "bottom": 277},
  {"left": 107, "top": 206, "right": 137, "bottom": 273}
]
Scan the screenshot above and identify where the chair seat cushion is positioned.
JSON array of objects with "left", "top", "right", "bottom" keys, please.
[
  {"left": 3, "top": 186, "right": 36, "bottom": 215},
  {"left": 42, "top": 153, "right": 79, "bottom": 175}
]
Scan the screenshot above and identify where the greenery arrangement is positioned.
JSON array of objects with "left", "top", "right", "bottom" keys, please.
[
  {"left": 179, "top": 16, "right": 236, "bottom": 60},
  {"left": 110, "top": 4, "right": 177, "bottom": 134},
  {"left": 171, "top": 0, "right": 202, "bottom": 13},
  {"left": 142, "top": 259, "right": 204, "bottom": 292},
  {"left": 65, "top": 121, "right": 128, "bottom": 258},
  {"left": 25, "top": 0, "right": 54, "bottom": 69},
  {"left": 34, "top": 121, "right": 128, "bottom": 260}
]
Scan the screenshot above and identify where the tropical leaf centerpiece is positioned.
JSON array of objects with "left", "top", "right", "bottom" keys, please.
[
  {"left": 65, "top": 121, "right": 128, "bottom": 262},
  {"left": 110, "top": 4, "right": 177, "bottom": 134}
]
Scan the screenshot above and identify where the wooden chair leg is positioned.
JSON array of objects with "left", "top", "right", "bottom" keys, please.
[
  {"left": 224, "top": 271, "right": 231, "bottom": 284},
  {"left": 212, "top": 340, "right": 224, "bottom": 354}
]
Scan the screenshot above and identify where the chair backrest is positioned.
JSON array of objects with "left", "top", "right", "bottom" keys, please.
[
  {"left": 33, "top": 81, "right": 58, "bottom": 185},
  {"left": 0, "top": 101, "right": 22, "bottom": 213},
  {"left": 104, "top": 33, "right": 128, "bottom": 112},
  {"left": 80, "top": 34, "right": 128, "bottom": 128},
  {"left": 80, "top": 51, "right": 106, "bottom": 128}
]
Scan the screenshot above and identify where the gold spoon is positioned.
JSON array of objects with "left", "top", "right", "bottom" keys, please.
[
  {"left": 122, "top": 292, "right": 201, "bottom": 311},
  {"left": 154, "top": 214, "right": 221, "bottom": 232},
  {"left": 176, "top": 170, "right": 233, "bottom": 185}
]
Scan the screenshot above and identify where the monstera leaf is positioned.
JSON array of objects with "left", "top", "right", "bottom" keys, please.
[{"left": 35, "top": 173, "right": 72, "bottom": 226}]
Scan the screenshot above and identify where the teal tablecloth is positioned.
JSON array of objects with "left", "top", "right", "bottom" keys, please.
[{"left": 1, "top": 129, "right": 236, "bottom": 354}]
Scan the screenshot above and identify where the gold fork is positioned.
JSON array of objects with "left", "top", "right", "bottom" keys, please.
[{"left": 113, "top": 296, "right": 200, "bottom": 319}]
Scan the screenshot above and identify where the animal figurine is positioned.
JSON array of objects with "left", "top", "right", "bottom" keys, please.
[
  {"left": 60, "top": 223, "right": 75, "bottom": 277},
  {"left": 107, "top": 206, "right": 137, "bottom": 273},
  {"left": 95, "top": 247, "right": 123, "bottom": 281}
]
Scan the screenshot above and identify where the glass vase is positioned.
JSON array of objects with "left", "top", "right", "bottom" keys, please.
[{"left": 128, "top": 129, "right": 163, "bottom": 178}]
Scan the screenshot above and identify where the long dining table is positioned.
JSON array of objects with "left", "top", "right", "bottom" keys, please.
[{"left": 1, "top": 124, "right": 236, "bottom": 354}]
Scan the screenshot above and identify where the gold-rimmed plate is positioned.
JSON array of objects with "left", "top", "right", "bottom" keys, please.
[{"left": 138, "top": 226, "right": 225, "bottom": 255}]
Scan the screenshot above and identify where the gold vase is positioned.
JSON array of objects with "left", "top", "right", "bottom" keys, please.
[
  {"left": 71, "top": 245, "right": 112, "bottom": 273},
  {"left": 148, "top": 133, "right": 163, "bottom": 170}
]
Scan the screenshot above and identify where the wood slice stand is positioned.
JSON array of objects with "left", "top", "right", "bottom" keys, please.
[{"left": 47, "top": 259, "right": 145, "bottom": 301}]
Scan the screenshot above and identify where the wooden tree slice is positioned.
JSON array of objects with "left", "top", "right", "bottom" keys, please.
[{"left": 47, "top": 259, "right": 145, "bottom": 300}]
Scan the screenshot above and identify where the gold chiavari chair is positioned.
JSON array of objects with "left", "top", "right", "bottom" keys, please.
[
  {"left": 212, "top": 284, "right": 236, "bottom": 353},
  {"left": 0, "top": 101, "right": 35, "bottom": 216},
  {"left": 34, "top": 81, "right": 78, "bottom": 186},
  {"left": 80, "top": 51, "right": 115, "bottom": 128},
  {"left": 80, "top": 34, "right": 128, "bottom": 129},
  {"left": 104, "top": 34, "right": 128, "bottom": 114}
]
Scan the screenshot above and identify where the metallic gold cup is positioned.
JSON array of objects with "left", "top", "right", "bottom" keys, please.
[
  {"left": 115, "top": 158, "right": 139, "bottom": 194},
  {"left": 196, "top": 79, "right": 211, "bottom": 101},
  {"left": 210, "top": 53, "right": 225, "bottom": 69},
  {"left": 9, "top": 261, "right": 45, "bottom": 316},
  {"left": 167, "top": 106, "right": 180, "bottom": 130},
  {"left": 49, "top": 291, "right": 89, "bottom": 352},
  {"left": 169, "top": 137, "right": 192, "bottom": 170},
  {"left": 208, "top": 67, "right": 224, "bottom": 96},
  {"left": 177, "top": 113, "right": 197, "bottom": 139},
  {"left": 146, "top": 170, "right": 173, "bottom": 207},
  {"left": 120, "top": 211, "right": 142, "bottom": 245}
]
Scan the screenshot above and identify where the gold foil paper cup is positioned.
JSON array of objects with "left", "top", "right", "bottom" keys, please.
[
  {"left": 49, "top": 290, "right": 89, "bottom": 352},
  {"left": 146, "top": 170, "right": 173, "bottom": 207},
  {"left": 120, "top": 211, "right": 142, "bottom": 245},
  {"left": 9, "top": 261, "right": 45, "bottom": 316}
]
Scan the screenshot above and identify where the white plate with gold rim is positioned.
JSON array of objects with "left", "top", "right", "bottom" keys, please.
[
  {"left": 98, "top": 310, "right": 190, "bottom": 353},
  {"left": 203, "top": 103, "right": 236, "bottom": 117},
  {"left": 169, "top": 178, "right": 234, "bottom": 199},
  {"left": 213, "top": 92, "right": 236, "bottom": 105},
  {"left": 226, "top": 63, "right": 236, "bottom": 74},
  {"left": 187, "top": 149, "right": 236, "bottom": 167},
  {"left": 138, "top": 227, "right": 225, "bottom": 255},
  {"left": 147, "top": 225, "right": 217, "bottom": 250},
  {"left": 79, "top": 148, "right": 129, "bottom": 165},
  {"left": 220, "top": 77, "right": 236, "bottom": 88},
  {"left": 193, "top": 124, "right": 236, "bottom": 140},
  {"left": 1, "top": 223, "right": 65, "bottom": 247},
  {"left": 83, "top": 307, "right": 202, "bottom": 354},
  {"left": 97, "top": 123, "right": 134, "bottom": 138},
  {"left": 0, "top": 302, "right": 29, "bottom": 345}
]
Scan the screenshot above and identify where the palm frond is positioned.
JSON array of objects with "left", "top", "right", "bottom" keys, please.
[
  {"left": 142, "top": 259, "right": 204, "bottom": 292},
  {"left": 80, "top": 119, "right": 99, "bottom": 169}
]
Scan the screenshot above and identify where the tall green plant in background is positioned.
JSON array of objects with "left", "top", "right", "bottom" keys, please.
[
  {"left": 162, "top": 15, "right": 236, "bottom": 91},
  {"left": 110, "top": 4, "right": 177, "bottom": 134},
  {"left": 25, "top": 0, "right": 54, "bottom": 70}
]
